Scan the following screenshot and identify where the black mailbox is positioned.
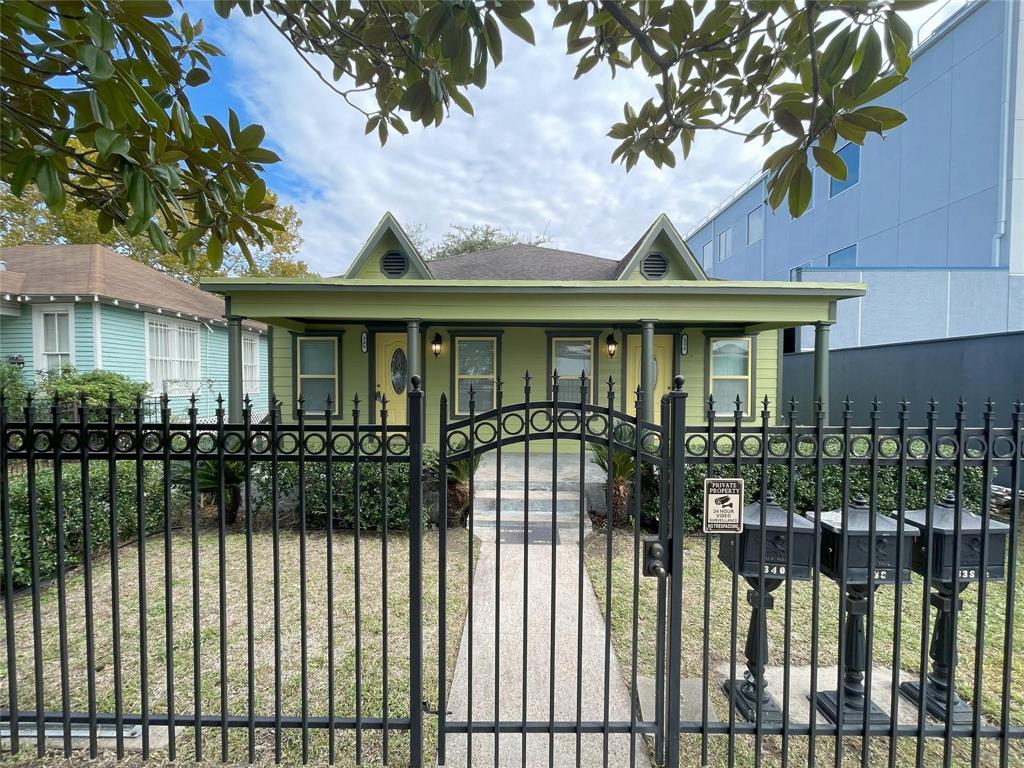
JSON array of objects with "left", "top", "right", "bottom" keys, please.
[
  {"left": 719, "top": 493, "right": 814, "bottom": 724},
  {"left": 810, "top": 494, "right": 918, "bottom": 585},
  {"left": 718, "top": 492, "right": 816, "bottom": 580},
  {"left": 807, "top": 495, "right": 918, "bottom": 726},
  {"left": 900, "top": 492, "right": 1009, "bottom": 725},
  {"left": 904, "top": 492, "right": 1008, "bottom": 582}
]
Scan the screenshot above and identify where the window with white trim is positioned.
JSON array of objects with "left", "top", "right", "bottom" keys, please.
[
  {"left": 242, "top": 333, "right": 260, "bottom": 394},
  {"left": 709, "top": 337, "right": 752, "bottom": 415},
  {"left": 146, "top": 316, "right": 200, "bottom": 395},
  {"left": 455, "top": 337, "right": 497, "bottom": 414},
  {"left": 33, "top": 305, "right": 74, "bottom": 371},
  {"left": 551, "top": 336, "right": 594, "bottom": 403},
  {"left": 296, "top": 336, "right": 339, "bottom": 413},
  {"left": 717, "top": 228, "right": 732, "bottom": 261}
]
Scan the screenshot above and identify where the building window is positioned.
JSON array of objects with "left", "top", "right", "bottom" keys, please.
[
  {"left": 242, "top": 333, "right": 260, "bottom": 394},
  {"left": 701, "top": 240, "right": 713, "bottom": 267},
  {"left": 33, "top": 305, "right": 74, "bottom": 371},
  {"left": 829, "top": 142, "right": 861, "bottom": 198},
  {"left": 455, "top": 337, "right": 497, "bottom": 414},
  {"left": 551, "top": 337, "right": 594, "bottom": 402},
  {"left": 827, "top": 244, "right": 858, "bottom": 267},
  {"left": 747, "top": 206, "right": 763, "bottom": 245},
  {"left": 296, "top": 336, "right": 339, "bottom": 413},
  {"left": 709, "top": 336, "right": 752, "bottom": 416},
  {"left": 146, "top": 316, "right": 200, "bottom": 395},
  {"left": 717, "top": 228, "right": 732, "bottom": 261},
  {"left": 789, "top": 261, "right": 812, "bottom": 281}
]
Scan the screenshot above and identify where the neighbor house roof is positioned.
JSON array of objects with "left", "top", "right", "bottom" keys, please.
[
  {"left": 0, "top": 244, "right": 265, "bottom": 331},
  {"left": 427, "top": 244, "right": 620, "bottom": 280}
]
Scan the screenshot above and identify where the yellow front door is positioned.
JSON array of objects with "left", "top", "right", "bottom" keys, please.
[
  {"left": 375, "top": 333, "right": 408, "bottom": 424},
  {"left": 626, "top": 334, "right": 673, "bottom": 422}
]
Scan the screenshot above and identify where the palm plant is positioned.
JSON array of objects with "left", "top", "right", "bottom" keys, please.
[
  {"left": 171, "top": 459, "right": 247, "bottom": 524},
  {"left": 445, "top": 435, "right": 482, "bottom": 527},
  {"left": 588, "top": 443, "right": 636, "bottom": 526}
]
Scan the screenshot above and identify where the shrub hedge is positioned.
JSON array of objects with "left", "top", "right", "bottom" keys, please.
[{"left": 2, "top": 461, "right": 166, "bottom": 590}]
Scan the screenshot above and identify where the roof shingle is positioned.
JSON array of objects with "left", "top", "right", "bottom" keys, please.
[{"left": 426, "top": 244, "right": 620, "bottom": 280}]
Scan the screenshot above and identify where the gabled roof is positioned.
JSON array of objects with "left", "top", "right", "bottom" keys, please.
[
  {"left": 343, "top": 212, "right": 432, "bottom": 279},
  {"left": 0, "top": 244, "right": 264, "bottom": 329},
  {"left": 428, "top": 244, "right": 619, "bottom": 280},
  {"left": 615, "top": 213, "right": 707, "bottom": 280}
]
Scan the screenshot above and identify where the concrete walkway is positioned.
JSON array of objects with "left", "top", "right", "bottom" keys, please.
[{"left": 444, "top": 456, "right": 651, "bottom": 767}]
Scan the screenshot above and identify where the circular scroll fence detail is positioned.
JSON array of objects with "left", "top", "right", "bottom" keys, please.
[
  {"left": 331, "top": 433, "right": 354, "bottom": 457},
  {"left": 446, "top": 430, "right": 470, "bottom": 453},
  {"left": 685, "top": 434, "right": 708, "bottom": 457},
  {"left": 878, "top": 436, "right": 900, "bottom": 459},
  {"left": 992, "top": 435, "right": 1016, "bottom": 460},
  {"left": 502, "top": 412, "right": 525, "bottom": 437},
  {"left": 59, "top": 430, "right": 80, "bottom": 453},
  {"left": 767, "top": 435, "right": 790, "bottom": 458},
  {"left": 850, "top": 436, "right": 872, "bottom": 458},
  {"left": 795, "top": 434, "right": 818, "bottom": 458},
  {"left": 935, "top": 436, "right": 959, "bottom": 459},
  {"left": 168, "top": 432, "right": 190, "bottom": 454},
  {"left": 223, "top": 432, "right": 244, "bottom": 454},
  {"left": 32, "top": 431, "right": 52, "bottom": 452},
  {"left": 740, "top": 435, "right": 762, "bottom": 457},
  {"left": 249, "top": 433, "right": 271, "bottom": 455},
  {"left": 474, "top": 421, "right": 498, "bottom": 445},
  {"left": 612, "top": 422, "right": 635, "bottom": 446},
  {"left": 115, "top": 431, "right": 135, "bottom": 453},
  {"left": 142, "top": 431, "right": 163, "bottom": 453},
  {"left": 556, "top": 410, "right": 581, "bottom": 433},
  {"left": 386, "top": 434, "right": 410, "bottom": 457},
  {"left": 585, "top": 413, "right": 608, "bottom": 439},
  {"left": 529, "top": 410, "right": 552, "bottom": 434},
  {"left": 713, "top": 434, "right": 736, "bottom": 457},
  {"left": 87, "top": 431, "right": 108, "bottom": 452},
  {"left": 277, "top": 433, "right": 299, "bottom": 455},
  {"left": 196, "top": 433, "right": 216, "bottom": 454},
  {"left": 907, "top": 437, "right": 929, "bottom": 459},
  {"left": 6, "top": 431, "right": 25, "bottom": 452},
  {"left": 359, "top": 433, "right": 382, "bottom": 455},
  {"left": 303, "top": 434, "right": 326, "bottom": 455},
  {"left": 964, "top": 436, "right": 987, "bottom": 459},
  {"left": 640, "top": 430, "right": 662, "bottom": 456},
  {"left": 823, "top": 436, "right": 845, "bottom": 458}
]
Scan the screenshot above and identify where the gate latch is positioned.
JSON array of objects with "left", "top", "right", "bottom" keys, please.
[{"left": 643, "top": 536, "right": 670, "bottom": 578}]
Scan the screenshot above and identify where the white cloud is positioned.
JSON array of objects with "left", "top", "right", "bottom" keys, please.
[{"left": 211, "top": 4, "right": 953, "bottom": 273}]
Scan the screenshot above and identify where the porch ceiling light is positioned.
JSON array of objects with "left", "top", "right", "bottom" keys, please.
[
  {"left": 432, "top": 332, "right": 443, "bottom": 358},
  {"left": 606, "top": 333, "right": 618, "bottom": 359}
]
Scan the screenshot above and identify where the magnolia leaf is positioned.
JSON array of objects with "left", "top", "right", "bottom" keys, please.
[{"left": 812, "top": 146, "right": 847, "bottom": 181}]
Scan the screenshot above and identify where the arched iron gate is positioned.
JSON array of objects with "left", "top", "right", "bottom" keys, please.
[{"left": 435, "top": 373, "right": 670, "bottom": 767}]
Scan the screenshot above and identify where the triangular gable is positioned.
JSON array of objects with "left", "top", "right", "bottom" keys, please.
[
  {"left": 344, "top": 212, "right": 432, "bottom": 279},
  {"left": 616, "top": 214, "right": 707, "bottom": 281}
]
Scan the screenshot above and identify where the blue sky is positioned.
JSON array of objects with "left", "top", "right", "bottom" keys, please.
[{"left": 185, "top": 2, "right": 953, "bottom": 274}]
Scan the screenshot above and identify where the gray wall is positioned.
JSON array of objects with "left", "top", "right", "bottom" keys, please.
[{"left": 783, "top": 331, "right": 1024, "bottom": 427}]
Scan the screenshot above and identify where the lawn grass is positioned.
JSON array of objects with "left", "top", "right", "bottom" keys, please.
[
  {"left": 585, "top": 530, "right": 1024, "bottom": 768},
  {"left": 1, "top": 525, "right": 475, "bottom": 767}
]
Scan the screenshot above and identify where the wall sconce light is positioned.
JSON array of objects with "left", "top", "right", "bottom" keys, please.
[
  {"left": 7, "top": 354, "right": 24, "bottom": 369},
  {"left": 606, "top": 333, "right": 618, "bottom": 359},
  {"left": 432, "top": 332, "right": 443, "bottom": 358}
]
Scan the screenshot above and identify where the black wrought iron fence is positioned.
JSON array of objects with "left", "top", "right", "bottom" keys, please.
[{"left": 0, "top": 376, "right": 1020, "bottom": 768}]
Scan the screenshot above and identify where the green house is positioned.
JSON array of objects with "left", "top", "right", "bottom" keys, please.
[{"left": 202, "top": 213, "right": 864, "bottom": 441}]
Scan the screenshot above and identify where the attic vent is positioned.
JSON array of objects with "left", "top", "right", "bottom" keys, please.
[
  {"left": 380, "top": 251, "right": 409, "bottom": 278},
  {"left": 640, "top": 252, "right": 669, "bottom": 279}
]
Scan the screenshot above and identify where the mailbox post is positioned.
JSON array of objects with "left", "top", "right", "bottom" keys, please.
[
  {"left": 807, "top": 494, "right": 917, "bottom": 725},
  {"left": 899, "top": 493, "right": 1008, "bottom": 723},
  {"left": 718, "top": 492, "right": 814, "bottom": 723}
]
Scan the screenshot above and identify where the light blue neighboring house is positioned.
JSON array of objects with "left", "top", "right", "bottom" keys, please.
[
  {"left": 684, "top": 0, "right": 1024, "bottom": 352},
  {"left": 0, "top": 244, "right": 269, "bottom": 419}
]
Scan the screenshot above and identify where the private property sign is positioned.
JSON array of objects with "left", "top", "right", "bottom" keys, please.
[{"left": 703, "top": 478, "right": 744, "bottom": 534}]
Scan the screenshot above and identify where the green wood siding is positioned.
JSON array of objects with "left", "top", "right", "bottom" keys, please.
[
  {"left": 0, "top": 306, "right": 33, "bottom": 388},
  {"left": 620, "top": 231, "right": 698, "bottom": 281},
  {"left": 100, "top": 303, "right": 147, "bottom": 384},
  {"left": 349, "top": 230, "right": 426, "bottom": 280}
]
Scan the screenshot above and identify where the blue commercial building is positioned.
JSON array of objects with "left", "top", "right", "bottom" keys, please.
[{"left": 684, "top": 0, "right": 1024, "bottom": 353}]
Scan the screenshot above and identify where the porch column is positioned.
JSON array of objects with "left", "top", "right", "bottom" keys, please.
[
  {"left": 813, "top": 321, "right": 833, "bottom": 425},
  {"left": 406, "top": 319, "right": 421, "bottom": 421},
  {"left": 640, "top": 319, "right": 655, "bottom": 422},
  {"left": 227, "top": 313, "right": 243, "bottom": 422}
]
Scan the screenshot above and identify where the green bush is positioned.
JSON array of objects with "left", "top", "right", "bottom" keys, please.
[
  {"left": 36, "top": 365, "right": 150, "bottom": 409},
  {"left": 1, "top": 461, "right": 166, "bottom": 590},
  {"left": 0, "top": 362, "right": 30, "bottom": 406},
  {"left": 251, "top": 460, "right": 423, "bottom": 531}
]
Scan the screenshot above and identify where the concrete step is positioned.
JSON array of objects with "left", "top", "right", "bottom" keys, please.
[
  {"left": 471, "top": 498, "right": 582, "bottom": 514},
  {"left": 471, "top": 479, "right": 587, "bottom": 492}
]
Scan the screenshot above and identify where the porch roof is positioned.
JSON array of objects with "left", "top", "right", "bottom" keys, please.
[{"left": 202, "top": 277, "right": 864, "bottom": 329}]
